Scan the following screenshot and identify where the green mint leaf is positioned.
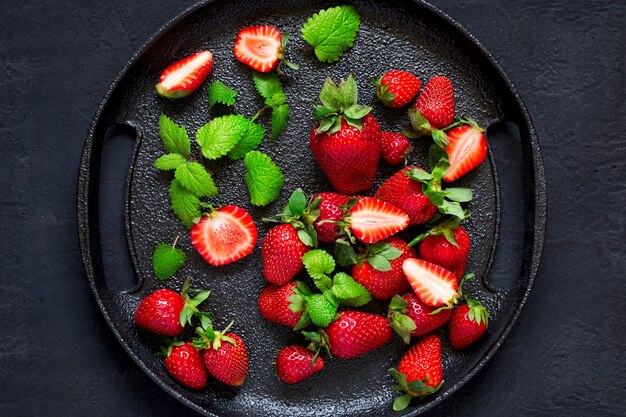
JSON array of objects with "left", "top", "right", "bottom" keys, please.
[
  {"left": 288, "top": 189, "right": 307, "bottom": 217},
  {"left": 332, "top": 272, "right": 371, "bottom": 307},
  {"left": 208, "top": 80, "right": 237, "bottom": 107},
  {"left": 302, "top": 249, "right": 335, "bottom": 281},
  {"left": 271, "top": 104, "right": 290, "bottom": 141},
  {"left": 196, "top": 114, "right": 249, "bottom": 160},
  {"left": 266, "top": 92, "right": 287, "bottom": 108},
  {"left": 252, "top": 71, "right": 284, "bottom": 101},
  {"left": 368, "top": 254, "right": 392, "bottom": 271},
  {"left": 306, "top": 293, "right": 338, "bottom": 328},
  {"left": 227, "top": 120, "right": 265, "bottom": 160},
  {"left": 154, "top": 153, "right": 186, "bottom": 170},
  {"left": 301, "top": 5, "right": 361, "bottom": 63},
  {"left": 160, "top": 114, "right": 190, "bottom": 158},
  {"left": 168, "top": 179, "right": 202, "bottom": 228},
  {"left": 243, "top": 151, "right": 285, "bottom": 206},
  {"left": 152, "top": 243, "right": 186, "bottom": 280},
  {"left": 444, "top": 187, "right": 473, "bottom": 202},
  {"left": 174, "top": 162, "right": 218, "bottom": 197}
]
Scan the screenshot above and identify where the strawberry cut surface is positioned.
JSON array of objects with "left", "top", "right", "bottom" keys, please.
[
  {"left": 443, "top": 125, "right": 488, "bottom": 182},
  {"left": 402, "top": 258, "right": 459, "bottom": 307},
  {"left": 156, "top": 50, "right": 213, "bottom": 99},
  {"left": 234, "top": 25, "right": 282, "bottom": 73},
  {"left": 190, "top": 205, "right": 258, "bottom": 266},
  {"left": 349, "top": 197, "right": 409, "bottom": 243}
]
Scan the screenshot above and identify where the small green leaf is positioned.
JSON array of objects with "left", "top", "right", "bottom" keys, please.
[
  {"left": 154, "top": 153, "right": 187, "bottom": 170},
  {"left": 168, "top": 179, "right": 202, "bottom": 228},
  {"left": 302, "top": 249, "right": 335, "bottom": 280},
  {"left": 332, "top": 272, "right": 371, "bottom": 307},
  {"left": 340, "top": 74, "right": 358, "bottom": 109},
  {"left": 439, "top": 200, "right": 466, "bottom": 219},
  {"left": 297, "top": 229, "right": 315, "bottom": 247},
  {"left": 288, "top": 189, "right": 307, "bottom": 217},
  {"left": 152, "top": 243, "right": 186, "bottom": 280},
  {"left": 306, "top": 294, "right": 338, "bottom": 327},
  {"left": 444, "top": 187, "right": 473, "bottom": 202},
  {"left": 343, "top": 104, "right": 371, "bottom": 119},
  {"left": 251, "top": 71, "right": 284, "bottom": 101},
  {"left": 428, "top": 144, "right": 449, "bottom": 171},
  {"left": 208, "top": 80, "right": 237, "bottom": 107},
  {"left": 334, "top": 238, "right": 358, "bottom": 266},
  {"left": 175, "top": 162, "right": 218, "bottom": 197},
  {"left": 266, "top": 92, "right": 287, "bottom": 107},
  {"left": 301, "top": 5, "right": 361, "bottom": 63},
  {"left": 406, "top": 168, "right": 433, "bottom": 183},
  {"left": 271, "top": 104, "right": 290, "bottom": 141},
  {"left": 243, "top": 151, "right": 285, "bottom": 206},
  {"left": 431, "top": 129, "right": 449, "bottom": 147},
  {"left": 393, "top": 393, "right": 413, "bottom": 412},
  {"left": 368, "top": 254, "right": 392, "bottom": 271},
  {"left": 196, "top": 115, "right": 250, "bottom": 159},
  {"left": 227, "top": 120, "right": 265, "bottom": 160},
  {"left": 407, "top": 108, "right": 432, "bottom": 138},
  {"left": 159, "top": 114, "right": 190, "bottom": 158}
]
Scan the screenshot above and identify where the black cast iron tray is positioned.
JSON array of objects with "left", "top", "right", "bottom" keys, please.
[{"left": 77, "top": 0, "right": 547, "bottom": 416}]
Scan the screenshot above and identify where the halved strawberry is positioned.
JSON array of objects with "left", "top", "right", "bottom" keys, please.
[
  {"left": 443, "top": 123, "right": 488, "bottom": 182},
  {"left": 190, "top": 205, "right": 258, "bottom": 266},
  {"left": 156, "top": 50, "right": 213, "bottom": 99},
  {"left": 402, "top": 258, "right": 459, "bottom": 307},
  {"left": 234, "top": 26, "right": 285, "bottom": 73},
  {"left": 349, "top": 197, "right": 409, "bottom": 243}
]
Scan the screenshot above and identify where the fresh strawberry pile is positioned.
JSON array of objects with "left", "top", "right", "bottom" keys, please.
[{"left": 139, "top": 4, "right": 494, "bottom": 412}]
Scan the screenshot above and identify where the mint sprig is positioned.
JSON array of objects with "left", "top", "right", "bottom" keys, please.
[
  {"left": 251, "top": 71, "right": 291, "bottom": 141},
  {"left": 208, "top": 80, "right": 237, "bottom": 108},
  {"left": 168, "top": 179, "right": 202, "bottom": 228},
  {"left": 196, "top": 114, "right": 250, "bottom": 159},
  {"left": 174, "top": 161, "right": 218, "bottom": 197},
  {"left": 159, "top": 114, "right": 190, "bottom": 158},
  {"left": 301, "top": 5, "right": 361, "bottom": 63},
  {"left": 152, "top": 236, "right": 186, "bottom": 280}
]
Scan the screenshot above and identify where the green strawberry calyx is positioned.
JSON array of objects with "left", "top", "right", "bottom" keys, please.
[
  {"left": 387, "top": 295, "right": 417, "bottom": 345},
  {"left": 314, "top": 74, "right": 372, "bottom": 135},
  {"left": 371, "top": 75, "right": 396, "bottom": 106},
  {"left": 178, "top": 277, "right": 212, "bottom": 328},
  {"left": 388, "top": 368, "right": 444, "bottom": 411},
  {"left": 159, "top": 338, "right": 185, "bottom": 357},
  {"left": 302, "top": 329, "right": 332, "bottom": 363},
  {"left": 192, "top": 320, "right": 236, "bottom": 351},
  {"left": 465, "top": 299, "right": 490, "bottom": 328},
  {"left": 263, "top": 188, "right": 322, "bottom": 247},
  {"left": 407, "top": 214, "right": 466, "bottom": 248}
]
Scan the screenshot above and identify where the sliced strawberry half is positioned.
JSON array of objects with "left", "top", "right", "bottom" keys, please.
[
  {"left": 234, "top": 26, "right": 283, "bottom": 73},
  {"left": 402, "top": 258, "right": 459, "bottom": 307},
  {"left": 156, "top": 50, "right": 213, "bottom": 99},
  {"left": 443, "top": 123, "right": 488, "bottom": 182},
  {"left": 190, "top": 205, "right": 258, "bottom": 266},
  {"left": 349, "top": 197, "right": 410, "bottom": 244}
]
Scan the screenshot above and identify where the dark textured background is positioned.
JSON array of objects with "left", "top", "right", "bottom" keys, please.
[{"left": 1, "top": 0, "right": 624, "bottom": 416}]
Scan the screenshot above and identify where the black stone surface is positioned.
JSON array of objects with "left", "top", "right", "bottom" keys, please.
[{"left": 0, "top": 0, "right": 624, "bottom": 416}]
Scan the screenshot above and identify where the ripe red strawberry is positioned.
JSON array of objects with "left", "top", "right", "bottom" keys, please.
[
  {"left": 418, "top": 225, "right": 470, "bottom": 278},
  {"left": 262, "top": 224, "right": 309, "bottom": 285},
  {"left": 164, "top": 342, "right": 207, "bottom": 390},
  {"left": 449, "top": 300, "right": 489, "bottom": 349},
  {"left": 191, "top": 205, "right": 258, "bottom": 267},
  {"left": 388, "top": 293, "right": 452, "bottom": 344},
  {"left": 233, "top": 26, "right": 283, "bottom": 72},
  {"left": 311, "top": 192, "right": 351, "bottom": 243},
  {"left": 381, "top": 132, "right": 412, "bottom": 165},
  {"left": 323, "top": 311, "right": 393, "bottom": 359},
  {"left": 258, "top": 282, "right": 303, "bottom": 327},
  {"left": 201, "top": 332, "right": 249, "bottom": 387},
  {"left": 443, "top": 122, "right": 488, "bottom": 182},
  {"left": 402, "top": 258, "right": 459, "bottom": 308},
  {"left": 310, "top": 75, "right": 382, "bottom": 194},
  {"left": 352, "top": 236, "right": 415, "bottom": 300},
  {"left": 375, "top": 167, "right": 437, "bottom": 226},
  {"left": 348, "top": 197, "right": 409, "bottom": 243},
  {"left": 134, "top": 289, "right": 185, "bottom": 336},
  {"left": 373, "top": 70, "right": 421, "bottom": 108},
  {"left": 389, "top": 334, "right": 443, "bottom": 411},
  {"left": 413, "top": 76, "right": 455, "bottom": 129},
  {"left": 155, "top": 50, "right": 213, "bottom": 99},
  {"left": 275, "top": 345, "right": 324, "bottom": 384}
]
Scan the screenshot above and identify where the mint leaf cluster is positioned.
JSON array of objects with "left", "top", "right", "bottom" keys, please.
[
  {"left": 251, "top": 71, "right": 290, "bottom": 141},
  {"left": 301, "top": 5, "right": 361, "bottom": 63}
]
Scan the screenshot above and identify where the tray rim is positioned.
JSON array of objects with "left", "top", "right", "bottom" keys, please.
[{"left": 76, "top": 1, "right": 547, "bottom": 415}]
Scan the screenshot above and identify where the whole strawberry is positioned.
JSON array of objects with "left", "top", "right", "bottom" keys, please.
[
  {"left": 312, "top": 192, "right": 351, "bottom": 243},
  {"left": 449, "top": 299, "right": 489, "bottom": 349},
  {"left": 275, "top": 345, "right": 324, "bottom": 384},
  {"left": 375, "top": 167, "right": 437, "bottom": 226},
  {"left": 352, "top": 236, "right": 415, "bottom": 300},
  {"left": 310, "top": 75, "right": 382, "bottom": 194},
  {"left": 381, "top": 132, "right": 412, "bottom": 165},
  {"left": 411, "top": 76, "right": 455, "bottom": 132},
  {"left": 389, "top": 334, "right": 444, "bottom": 411},
  {"left": 164, "top": 341, "right": 207, "bottom": 390},
  {"left": 262, "top": 224, "right": 310, "bottom": 285},
  {"left": 258, "top": 282, "right": 303, "bottom": 327},
  {"left": 373, "top": 70, "right": 421, "bottom": 108},
  {"left": 416, "top": 224, "right": 471, "bottom": 279},
  {"left": 194, "top": 322, "right": 249, "bottom": 387},
  {"left": 388, "top": 294, "right": 452, "bottom": 344},
  {"left": 306, "top": 311, "right": 393, "bottom": 359}
]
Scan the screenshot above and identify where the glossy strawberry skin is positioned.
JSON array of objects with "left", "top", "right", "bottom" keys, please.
[
  {"left": 381, "top": 132, "right": 411, "bottom": 165},
  {"left": 310, "top": 114, "right": 382, "bottom": 194},
  {"left": 352, "top": 237, "right": 415, "bottom": 300},
  {"left": 165, "top": 342, "right": 208, "bottom": 390},
  {"left": 325, "top": 311, "right": 393, "bottom": 359},
  {"left": 203, "top": 332, "right": 249, "bottom": 387},
  {"left": 419, "top": 226, "right": 470, "bottom": 278},
  {"left": 413, "top": 76, "right": 455, "bottom": 129},
  {"left": 375, "top": 167, "right": 437, "bottom": 226},
  {"left": 233, "top": 25, "right": 282, "bottom": 73},
  {"left": 134, "top": 289, "right": 185, "bottom": 336},
  {"left": 156, "top": 50, "right": 213, "bottom": 99},
  {"left": 449, "top": 304, "right": 488, "bottom": 349},
  {"left": 401, "top": 293, "right": 452, "bottom": 338},
  {"left": 377, "top": 70, "right": 421, "bottom": 108},
  {"left": 398, "top": 334, "right": 443, "bottom": 388},
  {"left": 312, "top": 192, "right": 351, "bottom": 243},
  {"left": 262, "top": 224, "right": 309, "bottom": 285},
  {"left": 258, "top": 282, "right": 303, "bottom": 327},
  {"left": 276, "top": 345, "right": 324, "bottom": 384},
  {"left": 443, "top": 125, "right": 488, "bottom": 182}
]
